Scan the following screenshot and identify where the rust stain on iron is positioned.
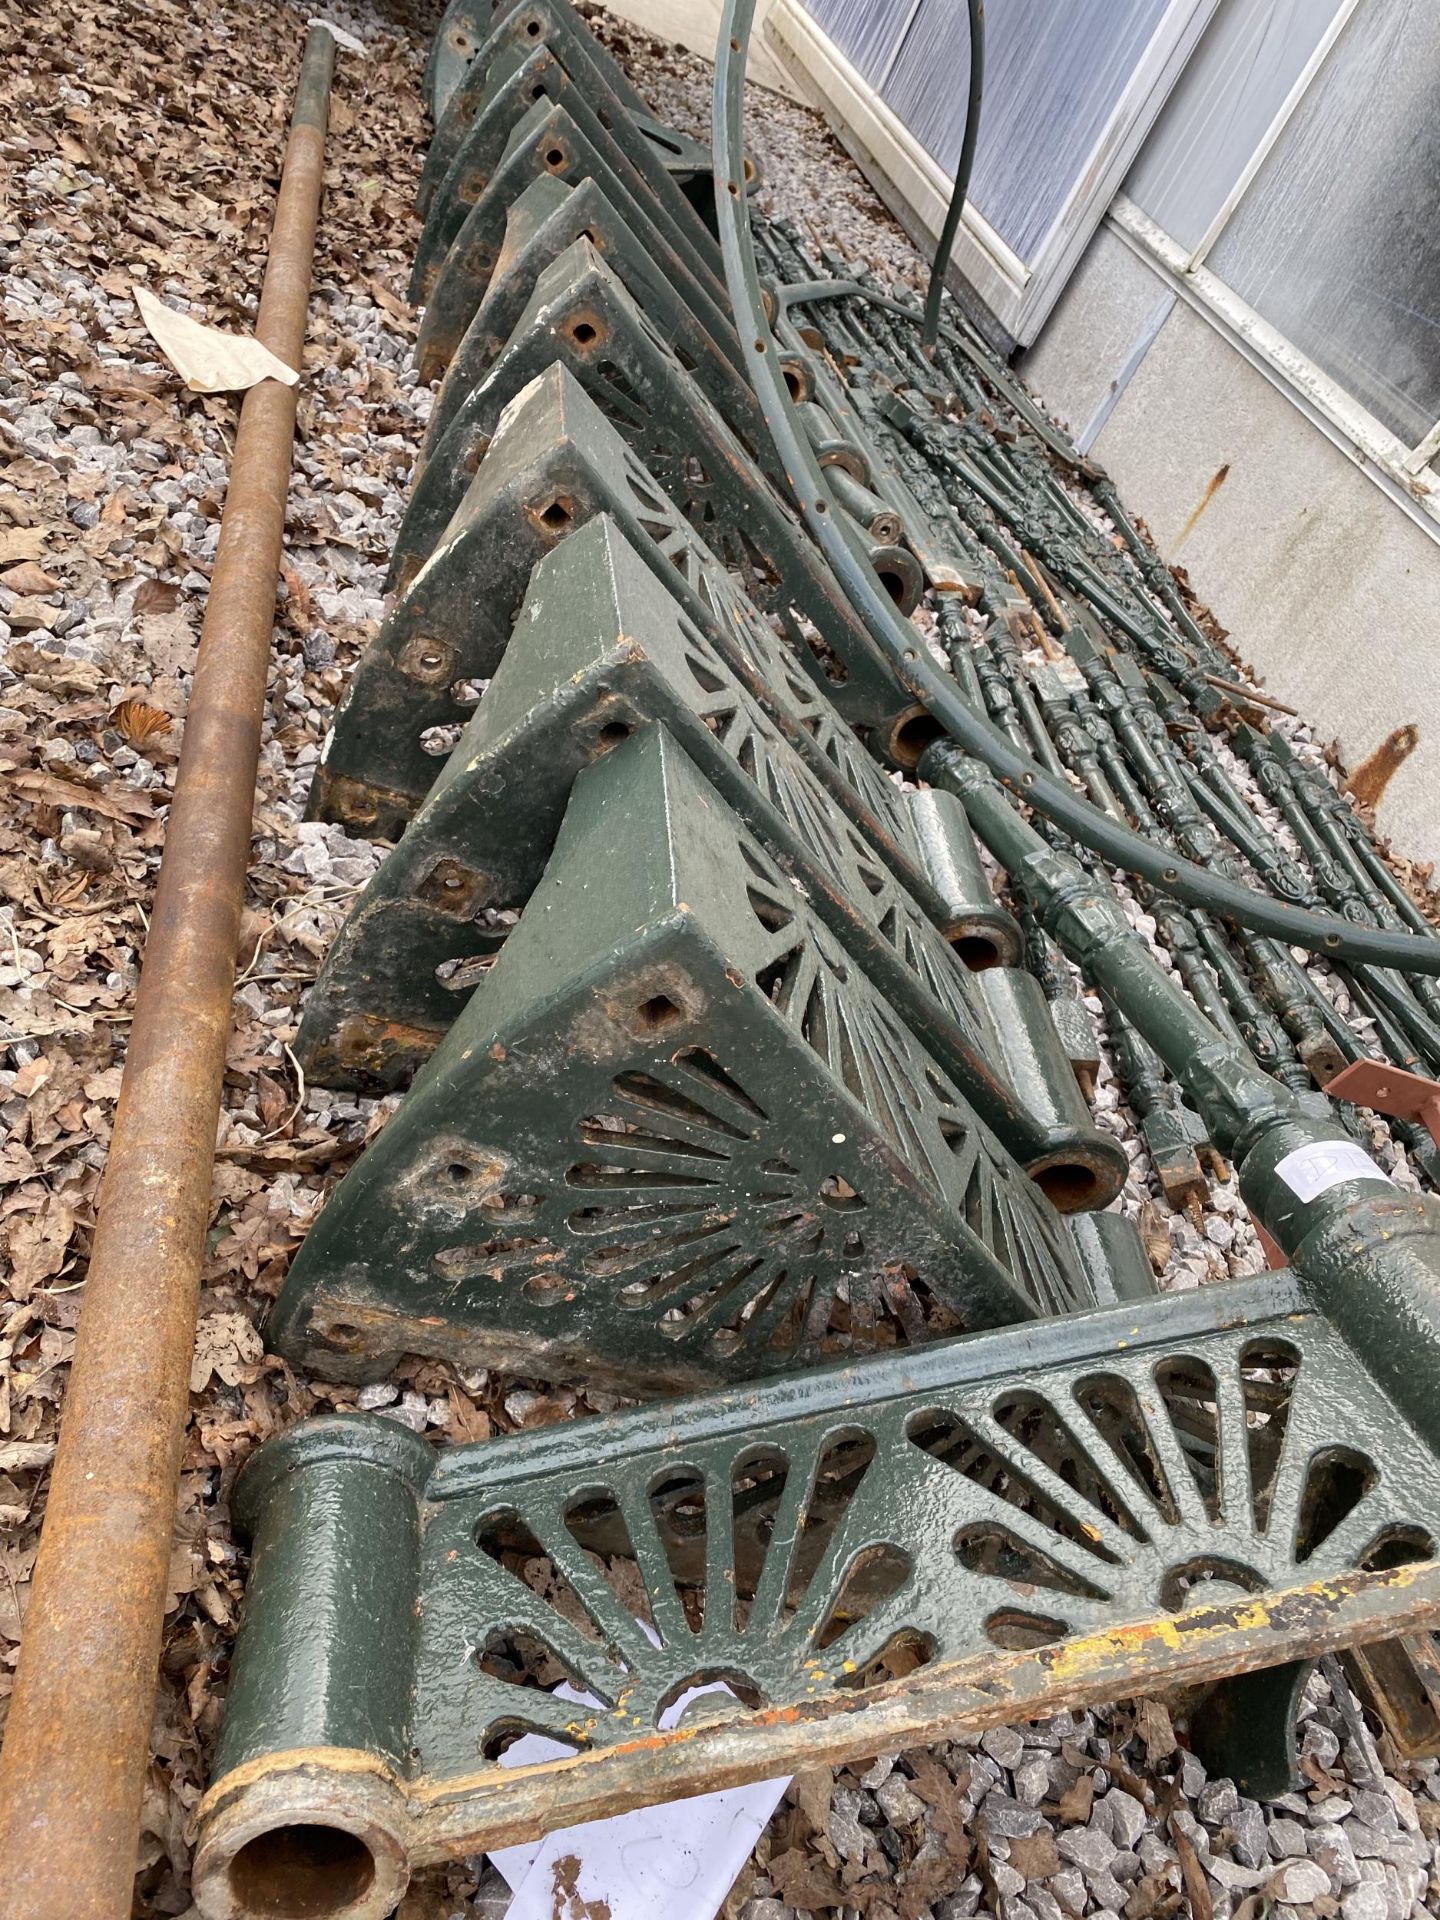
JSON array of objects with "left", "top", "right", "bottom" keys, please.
[
  {"left": 1173, "top": 463, "right": 1230, "bottom": 553},
  {"left": 1344, "top": 724, "right": 1420, "bottom": 812}
]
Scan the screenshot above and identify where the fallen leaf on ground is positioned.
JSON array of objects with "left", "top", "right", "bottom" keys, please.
[
  {"left": 4, "top": 1194, "right": 77, "bottom": 1299},
  {"left": 132, "top": 575, "right": 180, "bottom": 615},
  {"left": 0, "top": 561, "right": 58, "bottom": 593},
  {"left": 5, "top": 768, "right": 156, "bottom": 820},
  {"left": 113, "top": 698, "right": 173, "bottom": 745},
  {"left": 0, "top": 528, "right": 46, "bottom": 565},
  {"left": 1134, "top": 1696, "right": 1178, "bottom": 1764},
  {"left": 189, "top": 1311, "right": 265, "bottom": 1392}
]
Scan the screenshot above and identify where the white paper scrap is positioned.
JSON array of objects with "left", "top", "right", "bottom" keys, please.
[
  {"left": 492, "top": 1676, "right": 790, "bottom": 1920},
  {"left": 1274, "top": 1139, "right": 1393, "bottom": 1203},
  {"left": 134, "top": 287, "right": 298, "bottom": 394},
  {"left": 309, "top": 17, "right": 367, "bottom": 53}
]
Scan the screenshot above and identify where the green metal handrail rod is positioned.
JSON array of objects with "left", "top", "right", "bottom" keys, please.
[
  {"left": 711, "top": 0, "right": 1440, "bottom": 978},
  {"left": 776, "top": 275, "right": 1086, "bottom": 475}
]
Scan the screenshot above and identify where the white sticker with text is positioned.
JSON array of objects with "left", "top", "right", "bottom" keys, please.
[{"left": 1274, "top": 1140, "right": 1394, "bottom": 1203}]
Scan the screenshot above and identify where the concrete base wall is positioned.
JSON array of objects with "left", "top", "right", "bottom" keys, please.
[
  {"left": 592, "top": 11, "right": 1434, "bottom": 868},
  {"left": 1022, "top": 225, "right": 1440, "bottom": 870}
]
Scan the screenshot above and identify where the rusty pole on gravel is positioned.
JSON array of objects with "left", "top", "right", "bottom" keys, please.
[{"left": 0, "top": 26, "right": 336, "bottom": 1918}]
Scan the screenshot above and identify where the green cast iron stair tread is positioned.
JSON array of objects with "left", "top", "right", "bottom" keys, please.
[
  {"left": 423, "top": 0, "right": 699, "bottom": 219},
  {"left": 430, "top": 174, "right": 759, "bottom": 475},
  {"left": 415, "top": 37, "right": 719, "bottom": 310},
  {"left": 400, "top": 241, "right": 904, "bottom": 738},
  {"left": 296, "top": 514, "right": 1072, "bottom": 1218},
  {"left": 219, "top": 1270, "right": 1440, "bottom": 1800},
  {"left": 327, "top": 367, "right": 971, "bottom": 907},
  {"left": 416, "top": 97, "right": 732, "bottom": 382},
  {"left": 273, "top": 728, "right": 1089, "bottom": 1390}
]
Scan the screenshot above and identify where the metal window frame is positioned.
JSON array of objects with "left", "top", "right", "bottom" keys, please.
[
  {"left": 1179, "top": 0, "right": 1364, "bottom": 271},
  {"left": 1109, "top": 196, "right": 1440, "bottom": 545},
  {"left": 1115, "top": 0, "right": 1440, "bottom": 495},
  {"left": 767, "top": 0, "right": 1221, "bottom": 348}
]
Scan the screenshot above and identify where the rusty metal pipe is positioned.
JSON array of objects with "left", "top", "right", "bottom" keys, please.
[{"left": 0, "top": 28, "right": 335, "bottom": 1919}]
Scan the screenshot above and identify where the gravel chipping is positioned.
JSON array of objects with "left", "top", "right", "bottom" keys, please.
[{"left": 2, "top": 0, "right": 1439, "bottom": 1916}]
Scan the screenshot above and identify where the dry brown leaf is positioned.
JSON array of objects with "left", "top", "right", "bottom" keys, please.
[
  {"left": 280, "top": 561, "right": 314, "bottom": 626},
  {"left": 789, "top": 1767, "right": 833, "bottom": 1836},
  {"left": 768, "top": 1846, "right": 847, "bottom": 1913},
  {"left": 112, "top": 697, "right": 173, "bottom": 746},
  {"left": 0, "top": 561, "right": 58, "bottom": 594},
  {"left": 131, "top": 606, "right": 199, "bottom": 675},
  {"left": 1134, "top": 1696, "right": 1178, "bottom": 1764},
  {"left": 5, "top": 768, "right": 155, "bottom": 821},
  {"left": 1007, "top": 1830, "right": 1060, "bottom": 1880},
  {"left": 1055, "top": 1771, "right": 1095, "bottom": 1822},
  {"left": 365, "top": 274, "right": 413, "bottom": 325},
  {"left": 189, "top": 1311, "right": 265, "bottom": 1393},
  {"left": 4, "top": 1194, "right": 77, "bottom": 1299},
  {"left": 12, "top": 1057, "right": 53, "bottom": 1099},
  {"left": 1124, "top": 1870, "right": 1183, "bottom": 1919},
  {"left": 6, "top": 596, "right": 59, "bottom": 632},
  {"left": 0, "top": 527, "right": 45, "bottom": 565},
  {"left": 1169, "top": 1820, "right": 1214, "bottom": 1920},
  {"left": 444, "top": 1387, "right": 492, "bottom": 1444},
  {"left": 904, "top": 1749, "right": 971, "bottom": 1862},
  {"left": 132, "top": 574, "right": 180, "bottom": 614}
]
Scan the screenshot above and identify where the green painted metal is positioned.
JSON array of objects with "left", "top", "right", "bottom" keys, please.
[
  {"left": 1064, "top": 630, "right": 1351, "bottom": 1085},
  {"left": 322, "top": 367, "right": 927, "bottom": 849},
  {"left": 184, "top": 14, "right": 1440, "bottom": 1902},
  {"left": 903, "top": 752, "right": 1440, "bottom": 1495},
  {"left": 1233, "top": 726, "right": 1440, "bottom": 1063},
  {"left": 273, "top": 727, "right": 1095, "bottom": 1387},
  {"left": 796, "top": 399, "right": 869, "bottom": 482},
  {"left": 296, "top": 518, "right": 1075, "bottom": 1178},
  {"left": 1020, "top": 903, "right": 1103, "bottom": 1088},
  {"left": 824, "top": 467, "right": 903, "bottom": 544},
  {"left": 422, "top": 0, "right": 682, "bottom": 215},
  {"left": 835, "top": 506, "right": 923, "bottom": 616},
  {"left": 905, "top": 786, "right": 1022, "bottom": 973},
  {"left": 415, "top": 96, "right": 730, "bottom": 383},
  {"left": 424, "top": 0, "right": 491, "bottom": 125},
  {"left": 970, "top": 967, "right": 1121, "bottom": 1215},
  {"left": 1188, "top": 1660, "right": 1316, "bottom": 1802},
  {"left": 1064, "top": 1208, "right": 1157, "bottom": 1308},
  {"left": 298, "top": 518, "right": 1105, "bottom": 1220},
  {"left": 1102, "top": 991, "right": 1214, "bottom": 1214},
  {"left": 428, "top": 173, "right": 756, "bottom": 467},
  {"left": 808, "top": 241, "right": 1440, "bottom": 1179},
  {"left": 413, "top": 34, "right": 714, "bottom": 309},
  {"left": 395, "top": 247, "right": 910, "bottom": 741},
  {"left": 765, "top": 243, "right": 1440, "bottom": 1011},
  {"left": 921, "top": 742, "right": 1440, "bottom": 1471},
  {"left": 198, "top": 1270, "right": 1440, "bottom": 1916}
]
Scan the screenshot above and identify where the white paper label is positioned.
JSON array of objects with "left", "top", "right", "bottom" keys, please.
[{"left": 1274, "top": 1140, "right": 1393, "bottom": 1203}]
